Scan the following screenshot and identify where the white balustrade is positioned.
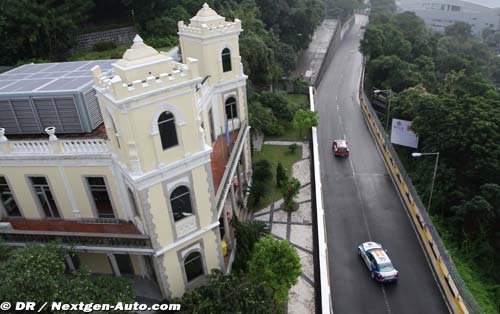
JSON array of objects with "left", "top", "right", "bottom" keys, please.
[
  {"left": 11, "top": 141, "right": 51, "bottom": 154},
  {"left": 61, "top": 139, "right": 108, "bottom": 154},
  {"left": 4, "top": 139, "right": 109, "bottom": 155}
]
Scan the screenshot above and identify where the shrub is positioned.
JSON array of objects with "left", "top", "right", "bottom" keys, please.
[
  {"left": 253, "top": 159, "right": 272, "bottom": 182},
  {"left": 93, "top": 41, "right": 117, "bottom": 52},
  {"left": 276, "top": 162, "right": 288, "bottom": 188},
  {"left": 232, "top": 217, "right": 269, "bottom": 272},
  {"left": 248, "top": 236, "right": 302, "bottom": 306},
  {"left": 288, "top": 143, "right": 299, "bottom": 154},
  {"left": 248, "top": 180, "right": 269, "bottom": 206},
  {"left": 281, "top": 177, "right": 301, "bottom": 212},
  {"left": 144, "top": 36, "right": 178, "bottom": 49}
]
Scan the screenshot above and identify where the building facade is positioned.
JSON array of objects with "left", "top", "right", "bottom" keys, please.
[
  {"left": 0, "top": 3, "right": 251, "bottom": 301},
  {"left": 396, "top": 0, "right": 500, "bottom": 36}
]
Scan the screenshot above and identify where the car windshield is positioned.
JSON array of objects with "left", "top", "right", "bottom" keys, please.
[{"left": 378, "top": 263, "right": 394, "bottom": 273}]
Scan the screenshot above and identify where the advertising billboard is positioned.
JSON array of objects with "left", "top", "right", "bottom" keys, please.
[{"left": 391, "top": 119, "right": 419, "bottom": 148}]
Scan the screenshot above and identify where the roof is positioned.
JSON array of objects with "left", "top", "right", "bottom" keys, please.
[
  {"left": 362, "top": 242, "right": 392, "bottom": 265},
  {"left": 0, "top": 60, "right": 115, "bottom": 95},
  {"left": 462, "top": 0, "right": 500, "bottom": 8},
  {"left": 335, "top": 139, "right": 347, "bottom": 147}
]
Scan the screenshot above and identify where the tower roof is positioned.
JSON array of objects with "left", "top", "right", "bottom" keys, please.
[
  {"left": 190, "top": 3, "right": 225, "bottom": 26},
  {"left": 115, "top": 34, "right": 167, "bottom": 69}
]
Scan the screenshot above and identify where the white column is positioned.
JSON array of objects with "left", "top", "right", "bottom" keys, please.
[
  {"left": 107, "top": 253, "right": 121, "bottom": 277},
  {"left": 59, "top": 167, "right": 80, "bottom": 218},
  {"left": 65, "top": 254, "right": 76, "bottom": 272},
  {"left": 137, "top": 255, "right": 148, "bottom": 278}
]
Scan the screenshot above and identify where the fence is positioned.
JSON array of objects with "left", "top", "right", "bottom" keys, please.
[
  {"left": 309, "top": 86, "right": 333, "bottom": 314},
  {"left": 358, "top": 61, "right": 484, "bottom": 314}
]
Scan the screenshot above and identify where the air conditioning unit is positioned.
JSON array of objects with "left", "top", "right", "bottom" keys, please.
[{"left": 0, "top": 222, "right": 12, "bottom": 230}]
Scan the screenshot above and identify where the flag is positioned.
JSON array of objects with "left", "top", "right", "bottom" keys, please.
[{"left": 225, "top": 118, "right": 230, "bottom": 146}]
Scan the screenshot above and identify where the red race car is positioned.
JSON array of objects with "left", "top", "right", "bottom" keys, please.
[{"left": 333, "top": 139, "right": 349, "bottom": 157}]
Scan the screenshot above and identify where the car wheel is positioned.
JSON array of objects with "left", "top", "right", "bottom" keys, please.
[{"left": 357, "top": 248, "right": 361, "bottom": 256}]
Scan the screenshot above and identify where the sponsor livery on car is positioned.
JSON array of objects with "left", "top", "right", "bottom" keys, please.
[
  {"left": 333, "top": 139, "right": 349, "bottom": 157},
  {"left": 358, "top": 241, "right": 399, "bottom": 283}
]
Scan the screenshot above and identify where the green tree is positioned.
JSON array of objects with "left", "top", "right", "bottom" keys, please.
[
  {"left": 281, "top": 177, "right": 301, "bottom": 212},
  {"left": 293, "top": 109, "right": 319, "bottom": 137},
  {"left": 445, "top": 21, "right": 473, "bottom": 41},
  {"left": 248, "top": 180, "right": 269, "bottom": 206},
  {"left": 176, "top": 270, "right": 274, "bottom": 314},
  {"left": 253, "top": 159, "right": 272, "bottom": 182},
  {"left": 248, "top": 236, "right": 302, "bottom": 307},
  {"left": 276, "top": 162, "right": 288, "bottom": 188},
  {"left": 232, "top": 218, "right": 270, "bottom": 272},
  {"left": 0, "top": 244, "right": 133, "bottom": 313},
  {"left": 0, "top": 0, "right": 94, "bottom": 64},
  {"left": 259, "top": 91, "right": 294, "bottom": 121},
  {"left": 249, "top": 101, "right": 284, "bottom": 136}
]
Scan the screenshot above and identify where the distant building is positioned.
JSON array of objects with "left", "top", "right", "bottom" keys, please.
[
  {"left": 396, "top": 0, "right": 500, "bottom": 36},
  {"left": 0, "top": 3, "right": 251, "bottom": 301}
]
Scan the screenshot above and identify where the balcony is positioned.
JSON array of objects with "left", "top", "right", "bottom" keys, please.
[{"left": 0, "top": 218, "right": 153, "bottom": 253}]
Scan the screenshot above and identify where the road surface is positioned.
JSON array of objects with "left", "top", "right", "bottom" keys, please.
[{"left": 316, "top": 15, "right": 449, "bottom": 314}]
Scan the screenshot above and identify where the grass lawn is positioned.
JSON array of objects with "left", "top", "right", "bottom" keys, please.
[
  {"left": 250, "top": 144, "right": 302, "bottom": 211},
  {"left": 286, "top": 93, "right": 309, "bottom": 108},
  {"left": 69, "top": 45, "right": 129, "bottom": 61},
  {"left": 266, "top": 93, "right": 310, "bottom": 142}
]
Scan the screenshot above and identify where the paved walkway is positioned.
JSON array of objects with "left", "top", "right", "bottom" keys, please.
[{"left": 252, "top": 142, "right": 315, "bottom": 314}]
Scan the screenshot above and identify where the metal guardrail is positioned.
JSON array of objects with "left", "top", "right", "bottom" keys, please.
[
  {"left": 309, "top": 86, "right": 333, "bottom": 314},
  {"left": 216, "top": 120, "right": 250, "bottom": 218},
  {"left": 358, "top": 61, "right": 484, "bottom": 314}
]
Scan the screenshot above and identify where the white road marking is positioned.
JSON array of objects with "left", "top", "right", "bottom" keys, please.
[
  {"left": 337, "top": 104, "right": 340, "bottom": 110},
  {"left": 380, "top": 285, "right": 392, "bottom": 314}
]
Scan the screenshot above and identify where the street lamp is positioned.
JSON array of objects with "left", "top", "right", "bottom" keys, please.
[
  {"left": 412, "top": 152, "right": 440, "bottom": 212},
  {"left": 373, "top": 89, "right": 392, "bottom": 131}
]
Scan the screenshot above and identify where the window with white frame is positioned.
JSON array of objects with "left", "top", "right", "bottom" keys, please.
[
  {"left": 0, "top": 176, "right": 21, "bottom": 217},
  {"left": 221, "top": 48, "right": 232, "bottom": 72},
  {"left": 225, "top": 97, "right": 237, "bottom": 120},
  {"left": 86, "top": 177, "right": 115, "bottom": 219},
  {"left": 30, "top": 176, "right": 60, "bottom": 218},
  {"left": 170, "top": 185, "right": 193, "bottom": 221},
  {"left": 158, "top": 111, "right": 178, "bottom": 150},
  {"left": 184, "top": 251, "right": 204, "bottom": 282}
]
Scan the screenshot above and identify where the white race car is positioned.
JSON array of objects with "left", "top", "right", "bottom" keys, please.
[{"left": 358, "top": 241, "right": 399, "bottom": 283}]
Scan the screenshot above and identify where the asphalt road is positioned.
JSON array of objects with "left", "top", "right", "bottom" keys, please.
[{"left": 316, "top": 15, "right": 450, "bottom": 314}]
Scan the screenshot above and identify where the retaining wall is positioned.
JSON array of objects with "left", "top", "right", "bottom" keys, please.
[
  {"left": 314, "top": 16, "right": 355, "bottom": 87},
  {"left": 70, "top": 26, "right": 136, "bottom": 53}
]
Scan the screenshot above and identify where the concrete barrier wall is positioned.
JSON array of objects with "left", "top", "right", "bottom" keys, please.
[
  {"left": 309, "top": 86, "right": 334, "bottom": 314},
  {"left": 358, "top": 62, "right": 481, "bottom": 314}
]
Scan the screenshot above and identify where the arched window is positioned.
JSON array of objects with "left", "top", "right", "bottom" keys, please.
[
  {"left": 221, "top": 48, "right": 232, "bottom": 72},
  {"left": 158, "top": 111, "right": 178, "bottom": 150},
  {"left": 225, "top": 97, "right": 237, "bottom": 120},
  {"left": 170, "top": 186, "right": 193, "bottom": 221},
  {"left": 184, "top": 251, "right": 203, "bottom": 282}
]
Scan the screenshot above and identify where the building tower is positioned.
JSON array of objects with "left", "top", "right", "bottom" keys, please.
[{"left": 89, "top": 3, "right": 252, "bottom": 299}]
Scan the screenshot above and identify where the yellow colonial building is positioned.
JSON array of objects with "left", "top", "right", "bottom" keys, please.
[{"left": 0, "top": 3, "right": 251, "bottom": 301}]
